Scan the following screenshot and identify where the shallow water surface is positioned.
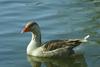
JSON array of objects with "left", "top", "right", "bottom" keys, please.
[{"left": 0, "top": 0, "right": 100, "bottom": 67}]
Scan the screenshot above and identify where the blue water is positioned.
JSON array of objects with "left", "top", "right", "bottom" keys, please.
[{"left": 0, "top": 0, "right": 100, "bottom": 67}]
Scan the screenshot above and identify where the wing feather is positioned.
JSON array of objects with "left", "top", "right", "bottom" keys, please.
[{"left": 42, "top": 39, "right": 82, "bottom": 51}]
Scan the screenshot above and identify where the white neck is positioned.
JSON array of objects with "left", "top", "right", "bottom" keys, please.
[{"left": 27, "top": 31, "right": 41, "bottom": 55}]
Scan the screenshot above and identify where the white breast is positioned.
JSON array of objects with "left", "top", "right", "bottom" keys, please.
[
  {"left": 27, "top": 40, "right": 38, "bottom": 55},
  {"left": 31, "top": 47, "right": 44, "bottom": 56}
]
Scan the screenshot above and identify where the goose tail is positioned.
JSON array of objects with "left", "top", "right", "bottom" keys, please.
[{"left": 80, "top": 35, "right": 90, "bottom": 42}]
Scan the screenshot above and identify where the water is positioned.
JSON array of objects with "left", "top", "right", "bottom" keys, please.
[{"left": 0, "top": 0, "right": 100, "bottom": 67}]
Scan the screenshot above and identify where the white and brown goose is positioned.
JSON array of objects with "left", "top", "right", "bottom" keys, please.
[{"left": 22, "top": 21, "right": 90, "bottom": 57}]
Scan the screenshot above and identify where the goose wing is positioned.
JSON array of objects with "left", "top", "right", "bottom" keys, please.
[{"left": 42, "top": 39, "right": 82, "bottom": 51}]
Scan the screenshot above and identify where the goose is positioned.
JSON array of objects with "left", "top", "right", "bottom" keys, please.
[{"left": 22, "top": 21, "right": 90, "bottom": 57}]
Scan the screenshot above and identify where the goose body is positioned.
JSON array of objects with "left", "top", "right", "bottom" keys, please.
[{"left": 22, "top": 21, "right": 90, "bottom": 57}]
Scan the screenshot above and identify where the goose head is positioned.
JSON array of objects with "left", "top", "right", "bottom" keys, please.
[
  {"left": 22, "top": 21, "right": 40, "bottom": 34},
  {"left": 22, "top": 21, "right": 41, "bottom": 42}
]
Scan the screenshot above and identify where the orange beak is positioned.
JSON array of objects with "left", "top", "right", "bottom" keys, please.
[{"left": 21, "top": 27, "right": 30, "bottom": 33}]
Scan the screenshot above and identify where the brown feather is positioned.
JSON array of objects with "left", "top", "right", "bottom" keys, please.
[{"left": 43, "top": 39, "right": 82, "bottom": 51}]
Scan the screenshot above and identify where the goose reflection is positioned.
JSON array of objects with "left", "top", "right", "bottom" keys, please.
[{"left": 27, "top": 55, "right": 87, "bottom": 67}]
